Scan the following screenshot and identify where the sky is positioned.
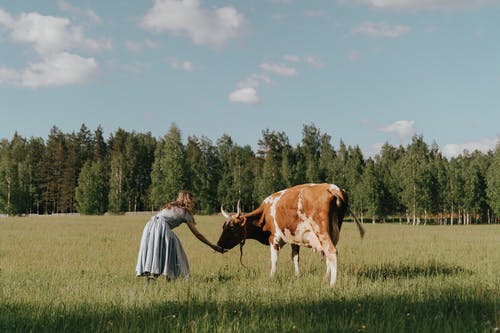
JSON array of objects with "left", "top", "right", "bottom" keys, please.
[{"left": 1, "top": 0, "right": 499, "bottom": 158}]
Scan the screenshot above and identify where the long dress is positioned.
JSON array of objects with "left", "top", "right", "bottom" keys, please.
[{"left": 135, "top": 206, "right": 193, "bottom": 279}]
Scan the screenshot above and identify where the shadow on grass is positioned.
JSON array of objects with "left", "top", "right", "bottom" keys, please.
[
  {"left": 1, "top": 291, "right": 496, "bottom": 333},
  {"left": 201, "top": 272, "right": 235, "bottom": 283},
  {"left": 354, "top": 260, "right": 472, "bottom": 281}
]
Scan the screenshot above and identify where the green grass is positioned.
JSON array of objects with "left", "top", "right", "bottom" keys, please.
[{"left": 1, "top": 215, "right": 498, "bottom": 332}]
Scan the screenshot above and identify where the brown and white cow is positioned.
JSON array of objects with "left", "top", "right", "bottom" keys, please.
[{"left": 217, "top": 183, "right": 365, "bottom": 287}]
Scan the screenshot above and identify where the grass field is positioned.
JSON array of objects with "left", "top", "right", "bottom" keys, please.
[{"left": 0, "top": 215, "right": 498, "bottom": 332}]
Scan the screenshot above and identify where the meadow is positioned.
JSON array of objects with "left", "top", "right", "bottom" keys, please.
[{"left": 0, "top": 214, "right": 498, "bottom": 332}]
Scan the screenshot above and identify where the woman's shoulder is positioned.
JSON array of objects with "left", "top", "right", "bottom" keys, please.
[{"left": 158, "top": 206, "right": 191, "bottom": 218}]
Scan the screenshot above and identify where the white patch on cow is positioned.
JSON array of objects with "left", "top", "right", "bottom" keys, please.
[
  {"left": 327, "top": 253, "right": 338, "bottom": 287},
  {"left": 280, "top": 190, "right": 323, "bottom": 251},
  {"left": 329, "top": 183, "right": 340, "bottom": 192},
  {"left": 292, "top": 251, "right": 299, "bottom": 276},
  {"left": 267, "top": 190, "right": 287, "bottom": 246},
  {"left": 324, "top": 259, "right": 331, "bottom": 282},
  {"left": 270, "top": 246, "right": 279, "bottom": 277},
  {"left": 263, "top": 189, "right": 286, "bottom": 205}
]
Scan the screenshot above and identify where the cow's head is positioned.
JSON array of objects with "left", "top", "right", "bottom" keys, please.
[{"left": 217, "top": 201, "right": 247, "bottom": 250}]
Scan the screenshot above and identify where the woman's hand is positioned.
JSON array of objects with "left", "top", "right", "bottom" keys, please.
[{"left": 212, "top": 245, "right": 227, "bottom": 253}]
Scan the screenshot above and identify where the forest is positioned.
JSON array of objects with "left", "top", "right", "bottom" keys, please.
[{"left": 0, "top": 123, "right": 498, "bottom": 224}]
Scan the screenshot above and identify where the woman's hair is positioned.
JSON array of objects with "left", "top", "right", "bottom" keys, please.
[{"left": 163, "top": 190, "right": 195, "bottom": 211}]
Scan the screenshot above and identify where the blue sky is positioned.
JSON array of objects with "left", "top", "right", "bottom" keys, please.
[{"left": 1, "top": 0, "right": 499, "bottom": 158}]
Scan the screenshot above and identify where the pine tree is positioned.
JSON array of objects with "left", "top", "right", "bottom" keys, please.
[
  {"left": 299, "top": 124, "right": 322, "bottom": 183},
  {"left": 318, "top": 133, "right": 336, "bottom": 183},
  {"left": 397, "top": 135, "right": 433, "bottom": 225},
  {"left": 75, "top": 160, "right": 108, "bottom": 215},
  {"left": 43, "top": 127, "right": 66, "bottom": 213},
  {"left": 25, "top": 137, "right": 45, "bottom": 214},
  {"left": 0, "top": 139, "right": 22, "bottom": 214},
  {"left": 374, "top": 143, "right": 404, "bottom": 219},
  {"left": 150, "top": 124, "right": 187, "bottom": 208},
  {"left": 446, "top": 157, "right": 464, "bottom": 225},
  {"left": 254, "top": 130, "right": 288, "bottom": 201},
  {"left": 186, "top": 136, "right": 221, "bottom": 213},
  {"left": 108, "top": 129, "right": 129, "bottom": 213},
  {"left": 486, "top": 144, "right": 500, "bottom": 220},
  {"left": 216, "top": 134, "right": 235, "bottom": 210}
]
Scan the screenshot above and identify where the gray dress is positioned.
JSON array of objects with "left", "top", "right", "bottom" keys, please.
[{"left": 135, "top": 207, "right": 193, "bottom": 279}]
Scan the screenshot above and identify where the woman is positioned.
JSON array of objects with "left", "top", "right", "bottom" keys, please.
[{"left": 136, "top": 190, "right": 225, "bottom": 280}]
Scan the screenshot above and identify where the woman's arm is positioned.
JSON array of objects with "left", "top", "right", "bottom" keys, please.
[{"left": 186, "top": 221, "right": 226, "bottom": 253}]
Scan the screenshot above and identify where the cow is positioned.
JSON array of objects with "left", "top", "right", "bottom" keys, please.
[{"left": 217, "top": 183, "right": 365, "bottom": 287}]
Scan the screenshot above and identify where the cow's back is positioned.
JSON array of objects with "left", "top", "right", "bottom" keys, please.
[{"left": 262, "top": 183, "right": 339, "bottom": 246}]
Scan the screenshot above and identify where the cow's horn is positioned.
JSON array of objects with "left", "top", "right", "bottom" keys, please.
[
  {"left": 236, "top": 200, "right": 241, "bottom": 217},
  {"left": 220, "top": 205, "right": 230, "bottom": 219}
]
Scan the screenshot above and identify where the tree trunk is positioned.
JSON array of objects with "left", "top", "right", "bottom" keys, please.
[
  {"left": 7, "top": 178, "right": 11, "bottom": 215},
  {"left": 450, "top": 205, "right": 454, "bottom": 225}
]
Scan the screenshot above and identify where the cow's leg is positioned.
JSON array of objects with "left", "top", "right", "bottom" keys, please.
[
  {"left": 291, "top": 244, "right": 300, "bottom": 277},
  {"left": 319, "top": 234, "right": 338, "bottom": 287},
  {"left": 324, "top": 258, "right": 331, "bottom": 282},
  {"left": 326, "top": 250, "right": 338, "bottom": 287},
  {"left": 270, "top": 245, "right": 279, "bottom": 278}
]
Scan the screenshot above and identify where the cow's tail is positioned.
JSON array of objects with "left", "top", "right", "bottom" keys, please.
[
  {"left": 329, "top": 187, "right": 365, "bottom": 239},
  {"left": 348, "top": 206, "right": 365, "bottom": 239}
]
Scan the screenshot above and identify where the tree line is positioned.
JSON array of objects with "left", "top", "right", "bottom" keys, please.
[{"left": 0, "top": 123, "right": 498, "bottom": 224}]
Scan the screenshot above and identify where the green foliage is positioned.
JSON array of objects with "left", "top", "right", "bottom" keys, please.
[
  {"left": 486, "top": 144, "right": 500, "bottom": 216},
  {"left": 108, "top": 129, "right": 156, "bottom": 213},
  {"left": 151, "top": 124, "right": 187, "bottom": 208},
  {"left": 185, "top": 136, "right": 220, "bottom": 214},
  {"left": 75, "top": 161, "right": 108, "bottom": 215},
  {"left": 254, "top": 129, "right": 289, "bottom": 201},
  {"left": 0, "top": 124, "right": 498, "bottom": 222}
]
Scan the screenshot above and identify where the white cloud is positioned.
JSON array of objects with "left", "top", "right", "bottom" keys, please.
[
  {"left": 283, "top": 54, "right": 300, "bottom": 63},
  {"left": 140, "top": 0, "right": 246, "bottom": 47},
  {"left": 282, "top": 54, "right": 324, "bottom": 67},
  {"left": 169, "top": 58, "right": 194, "bottom": 72},
  {"left": 379, "top": 120, "right": 416, "bottom": 139},
  {"left": 0, "top": 8, "right": 106, "bottom": 88},
  {"left": 338, "top": 0, "right": 498, "bottom": 10},
  {"left": 229, "top": 87, "right": 260, "bottom": 105},
  {"left": 260, "top": 62, "right": 297, "bottom": 77},
  {"left": 58, "top": 0, "right": 102, "bottom": 24},
  {"left": 304, "top": 55, "right": 324, "bottom": 68},
  {"left": 442, "top": 137, "right": 499, "bottom": 159},
  {"left": 237, "top": 73, "right": 272, "bottom": 89},
  {"left": 353, "top": 21, "right": 410, "bottom": 37},
  {"left": 7, "top": 11, "right": 111, "bottom": 55},
  {"left": 0, "top": 67, "right": 20, "bottom": 86},
  {"left": 125, "top": 39, "right": 159, "bottom": 53},
  {"left": 0, "top": 52, "right": 99, "bottom": 88},
  {"left": 0, "top": 8, "right": 13, "bottom": 27}
]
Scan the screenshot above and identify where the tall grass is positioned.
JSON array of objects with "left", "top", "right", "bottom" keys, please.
[{"left": 1, "top": 215, "right": 498, "bottom": 332}]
